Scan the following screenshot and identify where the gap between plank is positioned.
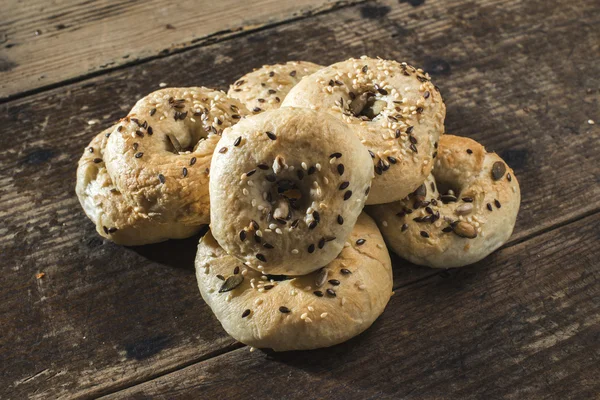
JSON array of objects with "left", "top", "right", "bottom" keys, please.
[
  {"left": 0, "top": 0, "right": 367, "bottom": 105},
  {"left": 95, "top": 206, "right": 600, "bottom": 399}
]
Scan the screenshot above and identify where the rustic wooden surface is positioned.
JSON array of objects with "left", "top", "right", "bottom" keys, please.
[
  {"left": 1, "top": 0, "right": 599, "bottom": 399},
  {"left": 0, "top": 0, "right": 360, "bottom": 100}
]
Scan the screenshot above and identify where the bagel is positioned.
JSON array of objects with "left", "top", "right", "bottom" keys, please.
[
  {"left": 367, "top": 135, "right": 521, "bottom": 268},
  {"left": 195, "top": 213, "right": 393, "bottom": 351},
  {"left": 209, "top": 107, "right": 374, "bottom": 276},
  {"left": 228, "top": 61, "right": 322, "bottom": 114},
  {"left": 282, "top": 56, "right": 446, "bottom": 205},
  {"left": 76, "top": 87, "right": 247, "bottom": 245}
]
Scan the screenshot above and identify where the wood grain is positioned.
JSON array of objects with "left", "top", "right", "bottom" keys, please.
[
  {"left": 103, "top": 211, "right": 600, "bottom": 400},
  {"left": 1, "top": 0, "right": 599, "bottom": 398},
  {"left": 0, "top": 0, "right": 359, "bottom": 100}
]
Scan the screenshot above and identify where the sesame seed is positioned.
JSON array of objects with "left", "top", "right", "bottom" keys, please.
[
  {"left": 219, "top": 147, "right": 227, "bottom": 153},
  {"left": 326, "top": 288, "right": 336, "bottom": 297},
  {"left": 257, "top": 163, "right": 269, "bottom": 170},
  {"left": 328, "top": 279, "right": 340, "bottom": 286},
  {"left": 242, "top": 309, "right": 251, "bottom": 318},
  {"left": 344, "top": 190, "right": 353, "bottom": 200},
  {"left": 467, "top": 149, "right": 473, "bottom": 154},
  {"left": 135, "top": 152, "right": 143, "bottom": 158},
  {"left": 234, "top": 136, "right": 242, "bottom": 146},
  {"left": 337, "top": 215, "right": 344, "bottom": 225},
  {"left": 190, "top": 157, "right": 197, "bottom": 166},
  {"left": 308, "top": 244, "right": 315, "bottom": 253},
  {"left": 182, "top": 167, "right": 188, "bottom": 177},
  {"left": 340, "top": 268, "right": 351, "bottom": 275},
  {"left": 337, "top": 164, "right": 345, "bottom": 175},
  {"left": 314, "top": 290, "right": 323, "bottom": 297},
  {"left": 93, "top": 158, "right": 102, "bottom": 163},
  {"left": 420, "top": 231, "right": 429, "bottom": 238},
  {"left": 266, "top": 131, "right": 277, "bottom": 140},
  {"left": 256, "top": 253, "right": 266, "bottom": 262},
  {"left": 495, "top": 199, "right": 502, "bottom": 208},
  {"left": 279, "top": 306, "right": 291, "bottom": 313},
  {"left": 239, "top": 230, "right": 246, "bottom": 241},
  {"left": 308, "top": 166, "right": 316, "bottom": 175},
  {"left": 356, "top": 238, "right": 366, "bottom": 245},
  {"left": 487, "top": 203, "right": 493, "bottom": 211},
  {"left": 339, "top": 181, "right": 350, "bottom": 190},
  {"left": 158, "top": 174, "right": 166, "bottom": 184},
  {"left": 330, "top": 152, "right": 342, "bottom": 158}
]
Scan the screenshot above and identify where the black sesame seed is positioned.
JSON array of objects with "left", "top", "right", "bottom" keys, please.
[
  {"left": 401, "top": 224, "right": 409, "bottom": 232},
  {"left": 103, "top": 226, "right": 109, "bottom": 234},
  {"left": 312, "top": 211, "right": 320, "bottom": 222},
  {"left": 246, "top": 169, "right": 256, "bottom": 177},
  {"left": 487, "top": 203, "right": 493, "bottom": 211},
  {"left": 495, "top": 199, "right": 502, "bottom": 208},
  {"left": 406, "top": 126, "right": 414, "bottom": 134},
  {"left": 182, "top": 167, "right": 188, "bottom": 177},
  {"left": 216, "top": 275, "right": 225, "bottom": 281},
  {"left": 337, "top": 215, "right": 344, "bottom": 225},
  {"left": 264, "top": 284, "right": 274, "bottom": 290},
  {"left": 263, "top": 242, "right": 274, "bottom": 249},
  {"left": 257, "top": 164, "right": 269, "bottom": 170},
  {"left": 442, "top": 226, "right": 453, "bottom": 233},
  {"left": 362, "top": 65, "right": 368, "bottom": 73},
  {"left": 266, "top": 131, "right": 277, "bottom": 140},
  {"left": 93, "top": 158, "right": 102, "bottom": 163},
  {"left": 135, "top": 152, "right": 143, "bottom": 158},
  {"left": 314, "top": 290, "right": 324, "bottom": 297},
  {"left": 190, "top": 157, "right": 197, "bottom": 166},
  {"left": 507, "top": 173, "right": 512, "bottom": 182},
  {"left": 337, "top": 164, "right": 345, "bottom": 175},
  {"left": 308, "top": 220, "right": 318, "bottom": 230},
  {"left": 256, "top": 253, "right": 267, "bottom": 262},
  {"left": 318, "top": 238, "right": 325, "bottom": 249},
  {"left": 291, "top": 219, "right": 300, "bottom": 228},
  {"left": 340, "top": 268, "right": 351, "bottom": 275},
  {"left": 279, "top": 306, "right": 291, "bottom": 313},
  {"left": 239, "top": 230, "right": 246, "bottom": 241},
  {"left": 234, "top": 266, "right": 240, "bottom": 274},
  {"left": 308, "top": 166, "right": 316, "bottom": 175},
  {"left": 108, "top": 227, "right": 118, "bottom": 234},
  {"left": 395, "top": 129, "right": 401, "bottom": 138},
  {"left": 330, "top": 152, "right": 342, "bottom": 158},
  {"left": 326, "top": 288, "right": 336, "bottom": 297},
  {"left": 356, "top": 239, "right": 366, "bottom": 246},
  {"left": 339, "top": 181, "right": 350, "bottom": 190},
  {"left": 344, "top": 190, "right": 352, "bottom": 200},
  {"left": 219, "top": 147, "right": 227, "bottom": 154},
  {"left": 254, "top": 235, "right": 262, "bottom": 244},
  {"left": 290, "top": 70, "right": 297, "bottom": 77},
  {"left": 424, "top": 91, "right": 430, "bottom": 99},
  {"left": 467, "top": 149, "right": 473, "bottom": 154},
  {"left": 251, "top": 220, "right": 259, "bottom": 230},
  {"left": 433, "top": 152, "right": 437, "bottom": 158},
  {"left": 409, "top": 136, "right": 418, "bottom": 145},
  {"left": 416, "top": 107, "right": 424, "bottom": 113},
  {"left": 329, "top": 279, "right": 340, "bottom": 286},
  {"left": 420, "top": 231, "right": 430, "bottom": 238},
  {"left": 388, "top": 156, "right": 397, "bottom": 164},
  {"left": 253, "top": 107, "right": 262, "bottom": 113},
  {"left": 369, "top": 150, "right": 376, "bottom": 158},
  {"left": 242, "top": 309, "right": 251, "bottom": 318},
  {"left": 308, "top": 244, "right": 315, "bottom": 253},
  {"left": 233, "top": 136, "right": 242, "bottom": 147},
  {"left": 88, "top": 147, "right": 94, "bottom": 153},
  {"left": 410, "top": 143, "right": 418, "bottom": 153},
  {"left": 158, "top": 174, "right": 166, "bottom": 184}
]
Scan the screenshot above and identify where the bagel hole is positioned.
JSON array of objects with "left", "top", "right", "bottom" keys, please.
[
  {"left": 351, "top": 92, "right": 387, "bottom": 121},
  {"left": 164, "top": 130, "right": 206, "bottom": 154},
  {"left": 264, "top": 274, "right": 291, "bottom": 282},
  {"left": 267, "top": 178, "right": 310, "bottom": 216},
  {"left": 433, "top": 179, "right": 463, "bottom": 201}
]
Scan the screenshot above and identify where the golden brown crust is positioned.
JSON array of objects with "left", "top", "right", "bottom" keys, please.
[
  {"left": 368, "top": 135, "right": 521, "bottom": 268},
  {"left": 282, "top": 56, "right": 446, "bottom": 205},
  {"left": 75, "top": 87, "right": 247, "bottom": 245},
  {"left": 209, "top": 107, "right": 374, "bottom": 275},
  {"left": 228, "top": 61, "right": 322, "bottom": 114},
  {"left": 195, "top": 213, "right": 393, "bottom": 351}
]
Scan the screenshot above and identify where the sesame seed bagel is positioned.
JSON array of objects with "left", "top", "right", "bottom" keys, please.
[
  {"left": 76, "top": 87, "right": 247, "bottom": 245},
  {"left": 195, "top": 213, "right": 393, "bottom": 351},
  {"left": 209, "top": 107, "right": 374, "bottom": 276},
  {"left": 282, "top": 56, "right": 446, "bottom": 205},
  {"left": 367, "top": 135, "right": 521, "bottom": 268},
  {"left": 228, "top": 61, "right": 323, "bottom": 114}
]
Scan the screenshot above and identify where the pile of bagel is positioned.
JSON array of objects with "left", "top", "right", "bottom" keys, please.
[{"left": 77, "top": 57, "right": 520, "bottom": 351}]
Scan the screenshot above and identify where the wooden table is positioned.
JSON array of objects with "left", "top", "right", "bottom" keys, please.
[{"left": 1, "top": 0, "right": 599, "bottom": 398}]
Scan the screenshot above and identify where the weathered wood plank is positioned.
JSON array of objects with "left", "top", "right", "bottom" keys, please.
[
  {"left": 1, "top": 0, "right": 599, "bottom": 398},
  {"left": 103, "top": 211, "right": 600, "bottom": 400},
  {"left": 0, "top": 0, "right": 359, "bottom": 100}
]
